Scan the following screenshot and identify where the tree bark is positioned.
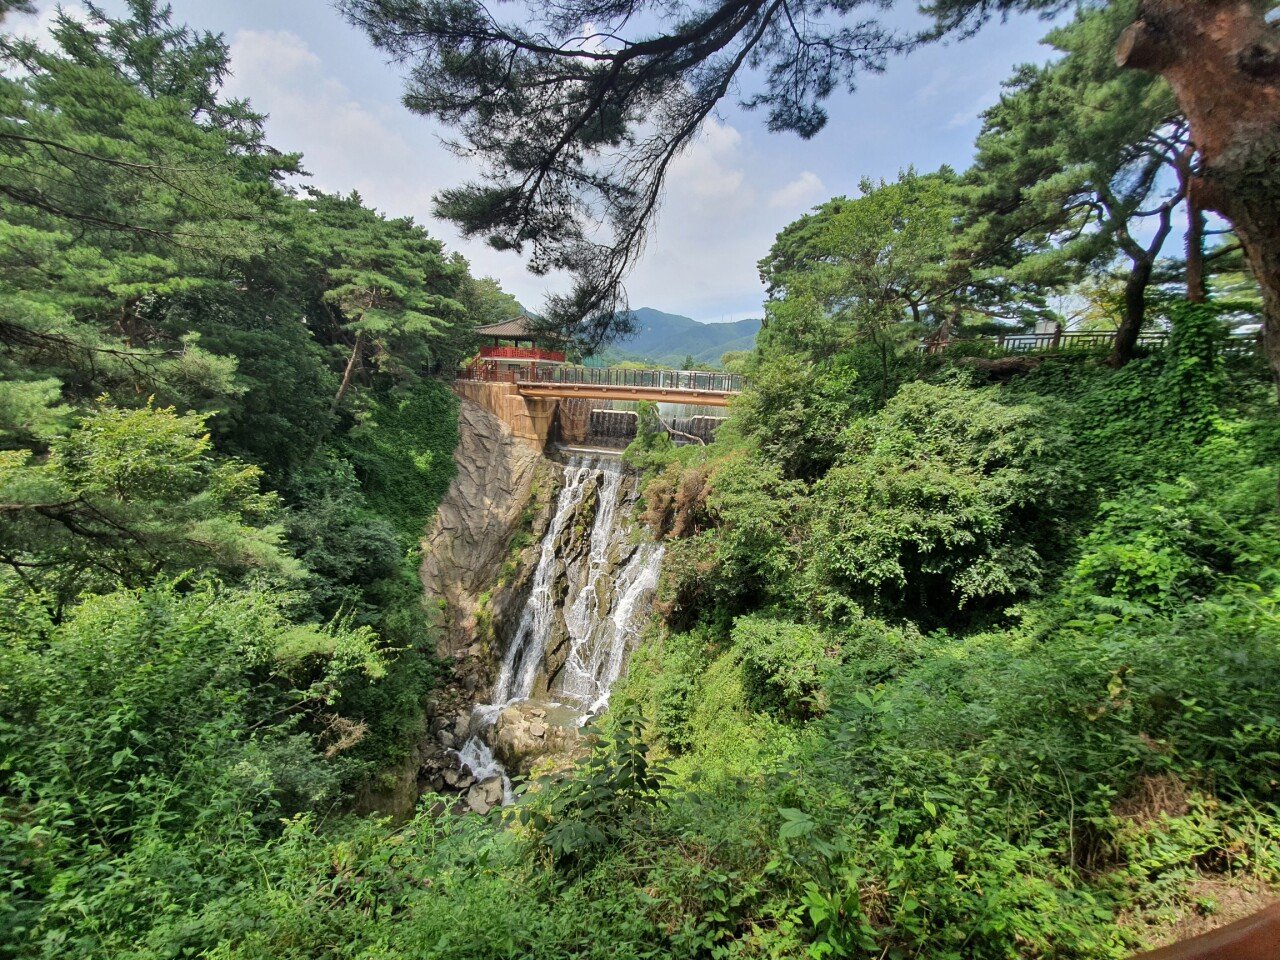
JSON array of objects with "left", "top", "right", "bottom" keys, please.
[
  {"left": 1186, "top": 198, "right": 1208, "bottom": 304},
  {"left": 1111, "top": 257, "right": 1154, "bottom": 368},
  {"left": 330, "top": 330, "right": 364, "bottom": 416},
  {"left": 1178, "top": 144, "right": 1209, "bottom": 303},
  {"left": 1108, "top": 201, "right": 1176, "bottom": 368},
  {"left": 1117, "top": 0, "right": 1280, "bottom": 395}
]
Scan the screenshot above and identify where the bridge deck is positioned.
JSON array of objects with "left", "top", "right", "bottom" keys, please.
[
  {"left": 462, "top": 362, "right": 744, "bottom": 405},
  {"left": 516, "top": 381, "right": 736, "bottom": 406}
]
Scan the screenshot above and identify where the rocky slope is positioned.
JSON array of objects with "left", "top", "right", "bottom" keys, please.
[
  {"left": 420, "top": 398, "right": 546, "bottom": 661},
  {"left": 359, "top": 399, "right": 558, "bottom": 817}
]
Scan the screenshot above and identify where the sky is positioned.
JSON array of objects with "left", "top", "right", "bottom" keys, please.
[{"left": 10, "top": 0, "right": 1064, "bottom": 325}]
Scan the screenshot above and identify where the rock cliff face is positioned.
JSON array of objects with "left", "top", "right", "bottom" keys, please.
[
  {"left": 420, "top": 398, "right": 546, "bottom": 661},
  {"left": 358, "top": 400, "right": 559, "bottom": 819}
]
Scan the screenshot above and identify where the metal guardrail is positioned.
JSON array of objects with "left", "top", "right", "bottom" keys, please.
[
  {"left": 925, "top": 330, "right": 1263, "bottom": 357},
  {"left": 520, "top": 365, "right": 746, "bottom": 394},
  {"left": 460, "top": 362, "right": 745, "bottom": 393},
  {"left": 925, "top": 331, "right": 1172, "bottom": 355}
]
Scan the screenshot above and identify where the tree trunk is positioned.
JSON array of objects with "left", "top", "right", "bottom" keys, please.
[
  {"left": 1109, "top": 257, "right": 1154, "bottom": 368},
  {"left": 1117, "top": 0, "right": 1280, "bottom": 396},
  {"left": 1178, "top": 142, "right": 1209, "bottom": 304},
  {"left": 1186, "top": 194, "right": 1208, "bottom": 304},
  {"left": 330, "top": 330, "right": 364, "bottom": 416}
]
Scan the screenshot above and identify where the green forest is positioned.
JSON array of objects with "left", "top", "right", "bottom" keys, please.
[{"left": 2, "top": 0, "right": 1280, "bottom": 958}]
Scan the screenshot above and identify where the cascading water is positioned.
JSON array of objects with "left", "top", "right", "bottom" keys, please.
[{"left": 454, "top": 455, "right": 663, "bottom": 797}]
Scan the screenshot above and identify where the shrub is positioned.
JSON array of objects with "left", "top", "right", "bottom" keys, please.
[
  {"left": 733, "top": 615, "right": 837, "bottom": 720},
  {"left": 517, "top": 706, "right": 668, "bottom": 873},
  {"left": 0, "top": 581, "right": 385, "bottom": 957},
  {"left": 1066, "top": 440, "right": 1279, "bottom": 610},
  {"left": 343, "top": 380, "right": 459, "bottom": 544},
  {"left": 809, "top": 380, "right": 1074, "bottom": 626}
]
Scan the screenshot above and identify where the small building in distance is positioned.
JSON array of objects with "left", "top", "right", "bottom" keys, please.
[{"left": 472, "top": 316, "right": 568, "bottom": 380}]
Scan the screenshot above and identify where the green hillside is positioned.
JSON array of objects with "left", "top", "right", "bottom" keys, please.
[{"left": 597, "top": 307, "right": 761, "bottom": 367}]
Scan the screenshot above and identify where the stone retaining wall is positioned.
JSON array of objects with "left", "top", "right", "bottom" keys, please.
[{"left": 452, "top": 379, "right": 558, "bottom": 449}]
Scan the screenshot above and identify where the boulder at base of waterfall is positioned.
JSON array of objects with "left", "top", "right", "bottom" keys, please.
[
  {"left": 466, "top": 776, "right": 505, "bottom": 814},
  {"left": 442, "top": 767, "right": 474, "bottom": 791},
  {"left": 491, "top": 701, "right": 580, "bottom": 775}
]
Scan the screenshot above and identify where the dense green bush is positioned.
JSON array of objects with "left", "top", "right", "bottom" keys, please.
[
  {"left": 1067, "top": 449, "right": 1279, "bottom": 610},
  {"left": 616, "top": 332, "right": 1280, "bottom": 958},
  {"left": 733, "top": 344, "right": 928, "bottom": 481},
  {"left": 0, "top": 582, "right": 385, "bottom": 958},
  {"left": 809, "top": 380, "right": 1074, "bottom": 626},
  {"left": 343, "top": 380, "right": 460, "bottom": 543},
  {"left": 732, "top": 615, "right": 836, "bottom": 720}
]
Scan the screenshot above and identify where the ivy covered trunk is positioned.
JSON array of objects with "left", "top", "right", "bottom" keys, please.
[
  {"left": 1110, "top": 257, "right": 1153, "bottom": 369},
  {"left": 1118, "top": 0, "right": 1280, "bottom": 394}
]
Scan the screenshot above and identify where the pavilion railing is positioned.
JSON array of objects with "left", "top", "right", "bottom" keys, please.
[{"left": 478, "top": 345, "right": 567, "bottom": 362}]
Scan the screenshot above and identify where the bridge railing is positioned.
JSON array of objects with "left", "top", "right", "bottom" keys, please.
[
  {"left": 924, "top": 330, "right": 1172, "bottom": 355},
  {"left": 521, "top": 365, "right": 746, "bottom": 394},
  {"left": 461, "top": 359, "right": 519, "bottom": 382},
  {"left": 924, "top": 329, "right": 1263, "bottom": 357}
]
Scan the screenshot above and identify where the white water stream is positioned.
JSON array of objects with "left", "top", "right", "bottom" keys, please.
[{"left": 454, "top": 456, "right": 663, "bottom": 796}]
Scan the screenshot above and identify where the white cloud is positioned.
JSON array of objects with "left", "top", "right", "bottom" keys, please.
[
  {"left": 225, "top": 29, "right": 417, "bottom": 195},
  {"left": 222, "top": 27, "right": 565, "bottom": 308},
  {"left": 8, "top": 1, "right": 81, "bottom": 48},
  {"left": 912, "top": 67, "right": 953, "bottom": 105},
  {"left": 574, "top": 22, "right": 611, "bottom": 56},
  {"left": 228, "top": 28, "right": 321, "bottom": 79},
  {"left": 666, "top": 118, "right": 751, "bottom": 208},
  {"left": 945, "top": 87, "right": 1002, "bottom": 130},
  {"left": 768, "top": 170, "right": 824, "bottom": 209},
  {"left": 621, "top": 118, "right": 802, "bottom": 321}
]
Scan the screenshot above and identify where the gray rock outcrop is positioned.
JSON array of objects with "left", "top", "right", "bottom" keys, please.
[
  {"left": 420, "top": 398, "right": 543, "bottom": 659},
  {"left": 491, "top": 701, "right": 582, "bottom": 777}
]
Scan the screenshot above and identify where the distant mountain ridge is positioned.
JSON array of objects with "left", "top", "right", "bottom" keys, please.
[{"left": 602, "top": 307, "right": 760, "bottom": 367}]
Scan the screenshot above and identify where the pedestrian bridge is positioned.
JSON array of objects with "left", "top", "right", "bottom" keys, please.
[
  {"left": 455, "top": 363, "right": 744, "bottom": 450},
  {"left": 461, "top": 362, "right": 745, "bottom": 406}
]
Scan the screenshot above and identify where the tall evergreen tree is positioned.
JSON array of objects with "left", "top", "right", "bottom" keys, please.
[
  {"left": 964, "top": 2, "right": 1190, "bottom": 366},
  {"left": 304, "top": 191, "right": 464, "bottom": 416}
]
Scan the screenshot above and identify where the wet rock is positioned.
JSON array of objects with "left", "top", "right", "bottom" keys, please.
[
  {"left": 438, "top": 730, "right": 456, "bottom": 750},
  {"left": 466, "top": 776, "right": 506, "bottom": 815},
  {"left": 491, "top": 701, "right": 580, "bottom": 775}
]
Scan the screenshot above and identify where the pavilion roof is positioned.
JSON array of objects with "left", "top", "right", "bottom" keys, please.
[{"left": 473, "top": 315, "right": 566, "bottom": 340}]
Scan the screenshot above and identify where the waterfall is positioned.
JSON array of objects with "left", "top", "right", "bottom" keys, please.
[
  {"left": 558, "top": 537, "right": 662, "bottom": 715},
  {"left": 453, "top": 455, "right": 663, "bottom": 795},
  {"left": 490, "top": 460, "right": 596, "bottom": 704}
]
